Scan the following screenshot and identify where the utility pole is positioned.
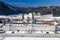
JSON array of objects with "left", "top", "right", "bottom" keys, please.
[
  {"left": 22, "top": 14, "right": 24, "bottom": 20},
  {"left": 22, "top": 8, "right": 25, "bottom": 20},
  {"left": 31, "top": 12, "right": 35, "bottom": 33}
]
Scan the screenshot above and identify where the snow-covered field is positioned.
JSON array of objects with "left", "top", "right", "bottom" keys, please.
[{"left": 3, "top": 37, "right": 60, "bottom": 40}]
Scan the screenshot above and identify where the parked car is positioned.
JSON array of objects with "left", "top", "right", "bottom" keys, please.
[{"left": 0, "top": 30, "right": 5, "bottom": 33}]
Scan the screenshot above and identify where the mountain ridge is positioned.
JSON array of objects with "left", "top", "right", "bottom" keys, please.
[{"left": 0, "top": 1, "right": 60, "bottom": 16}]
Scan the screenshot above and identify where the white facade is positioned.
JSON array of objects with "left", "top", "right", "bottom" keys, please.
[
  {"left": 42, "top": 14, "right": 53, "bottom": 18},
  {"left": 1, "top": 24, "right": 56, "bottom": 32}
]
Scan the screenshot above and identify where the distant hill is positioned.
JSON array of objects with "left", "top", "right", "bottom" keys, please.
[
  {"left": 12, "top": 6, "right": 60, "bottom": 16},
  {"left": 0, "top": 1, "right": 17, "bottom": 15},
  {"left": 0, "top": 1, "right": 60, "bottom": 16}
]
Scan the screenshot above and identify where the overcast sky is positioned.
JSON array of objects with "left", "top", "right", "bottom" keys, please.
[{"left": 1, "top": 0, "right": 60, "bottom": 7}]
